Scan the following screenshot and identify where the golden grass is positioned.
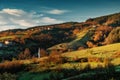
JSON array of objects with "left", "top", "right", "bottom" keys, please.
[
  {"left": 61, "top": 62, "right": 106, "bottom": 70},
  {"left": 69, "top": 28, "right": 89, "bottom": 45},
  {"left": 62, "top": 43, "right": 120, "bottom": 59},
  {"left": 60, "top": 43, "right": 120, "bottom": 69},
  {"left": 111, "top": 58, "right": 120, "bottom": 65}
]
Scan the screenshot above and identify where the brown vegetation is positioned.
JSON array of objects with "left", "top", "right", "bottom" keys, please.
[
  {"left": 105, "top": 27, "right": 120, "bottom": 44},
  {"left": 86, "top": 41, "right": 97, "bottom": 48},
  {"left": 112, "top": 51, "right": 120, "bottom": 58},
  {"left": 18, "top": 48, "right": 31, "bottom": 60},
  {"left": 93, "top": 26, "right": 112, "bottom": 42},
  {"left": 88, "top": 57, "right": 102, "bottom": 62},
  {"left": 73, "top": 28, "right": 80, "bottom": 34},
  {"left": 48, "top": 50, "right": 66, "bottom": 64},
  {"left": 0, "top": 60, "right": 25, "bottom": 73},
  {"left": 40, "top": 48, "right": 48, "bottom": 57}
]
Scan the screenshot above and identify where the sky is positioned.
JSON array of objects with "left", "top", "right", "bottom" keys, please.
[{"left": 0, "top": 0, "right": 120, "bottom": 31}]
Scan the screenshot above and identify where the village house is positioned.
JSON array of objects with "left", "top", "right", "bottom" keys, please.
[{"left": 4, "top": 40, "right": 15, "bottom": 46}]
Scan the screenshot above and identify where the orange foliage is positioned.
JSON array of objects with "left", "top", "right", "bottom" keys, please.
[
  {"left": 40, "top": 49, "right": 48, "bottom": 57},
  {"left": 18, "top": 48, "right": 31, "bottom": 60},
  {"left": 88, "top": 57, "right": 102, "bottom": 62},
  {"left": 112, "top": 51, "right": 120, "bottom": 58},
  {"left": 0, "top": 61, "right": 24, "bottom": 73},
  {"left": 49, "top": 50, "right": 65, "bottom": 64},
  {"left": 86, "top": 41, "right": 97, "bottom": 48},
  {"left": 73, "top": 28, "right": 80, "bottom": 34},
  {"left": 93, "top": 26, "right": 113, "bottom": 42}
]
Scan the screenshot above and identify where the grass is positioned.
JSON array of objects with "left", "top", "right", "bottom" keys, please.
[
  {"left": 0, "top": 36, "right": 15, "bottom": 40},
  {"left": 0, "top": 34, "right": 25, "bottom": 41},
  {"left": 69, "top": 28, "right": 89, "bottom": 45},
  {"left": 18, "top": 72, "right": 50, "bottom": 80},
  {"left": 0, "top": 42, "right": 120, "bottom": 80},
  {"left": 47, "top": 27, "right": 93, "bottom": 50},
  {"left": 60, "top": 43, "right": 120, "bottom": 70},
  {"left": 111, "top": 58, "right": 120, "bottom": 65},
  {"left": 68, "top": 27, "right": 93, "bottom": 48},
  {"left": 62, "top": 43, "right": 120, "bottom": 59}
]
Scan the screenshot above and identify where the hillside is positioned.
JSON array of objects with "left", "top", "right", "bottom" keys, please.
[
  {"left": 1, "top": 43, "right": 120, "bottom": 80},
  {"left": 0, "top": 12, "right": 120, "bottom": 61},
  {"left": 47, "top": 27, "right": 95, "bottom": 51},
  {"left": 63, "top": 43, "right": 120, "bottom": 59},
  {"left": 0, "top": 12, "right": 120, "bottom": 80}
]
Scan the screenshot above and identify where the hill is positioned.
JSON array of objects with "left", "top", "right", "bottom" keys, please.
[{"left": 0, "top": 12, "right": 120, "bottom": 61}]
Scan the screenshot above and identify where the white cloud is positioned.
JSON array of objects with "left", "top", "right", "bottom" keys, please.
[
  {"left": 0, "top": 8, "right": 26, "bottom": 16},
  {"left": 0, "top": 25, "right": 18, "bottom": 31},
  {"left": 41, "top": 17, "right": 62, "bottom": 23},
  {"left": 10, "top": 19, "right": 34, "bottom": 27},
  {"left": 47, "top": 9, "right": 68, "bottom": 15},
  {"left": 0, "top": 8, "right": 63, "bottom": 31}
]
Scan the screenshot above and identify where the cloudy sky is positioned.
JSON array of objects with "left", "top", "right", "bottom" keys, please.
[{"left": 0, "top": 0, "right": 120, "bottom": 31}]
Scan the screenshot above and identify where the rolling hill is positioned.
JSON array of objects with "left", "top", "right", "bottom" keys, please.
[
  {"left": 0, "top": 12, "right": 120, "bottom": 80},
  {"left": 0, "top": 12, "right": 120, "bottom": 61}
]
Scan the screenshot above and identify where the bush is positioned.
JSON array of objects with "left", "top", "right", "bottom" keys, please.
[
  {"left": 18, "top": 48, "right": 31, "bottom": 60},
  {"left": 48, "top": 50, "right": 66, "bottom": 64},
  {"left": 0, "top": 72, "right": 17, "bottom": 80},
  {"left": 0, "top": 61, "right": 25, "bottom": 73}
]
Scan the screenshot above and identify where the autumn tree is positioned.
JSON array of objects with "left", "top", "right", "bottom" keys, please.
[
  {"left": 18, "top": 48, "right": 31, "bottom": 60},
  {"left": 49, "top": 50, "right": 63, "bottom": 64},
  {"left": 40, "top": 48, "right": 48, "bottom": 57},
  {"left": 86, "top": 41, "right": 96, "bottom": 48},
  {"left": 24, "top": 48, "right": 31, "bottom": 59},
  {"left": 73, "top": 28, "right": 80, "bottom": 34},
  {"left": 18, "top": 52, "right": 24, "bottom": 60}
]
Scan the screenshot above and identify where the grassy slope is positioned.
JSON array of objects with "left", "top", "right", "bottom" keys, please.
[
  {"left": 69, "top": 28, "right": 89, "bottom": 45},
  {"left": 63, "top": 43, "right": 120, "bottom": 58},
  {"left": 68, "top": 28, "right": 91, "bottom": 48},
  {"left": 48, "top": 27, "right": 93, "bottom": 50}
]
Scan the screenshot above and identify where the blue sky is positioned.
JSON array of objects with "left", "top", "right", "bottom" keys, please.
[{"left": 0, "top": 0, "right": 120, "bottom": 31}]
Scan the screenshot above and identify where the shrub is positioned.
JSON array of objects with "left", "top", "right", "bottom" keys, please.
[
  {"left": 112, "top": 51, "right": 120, "bottom": 58},
  {"left": 73, "top": 28, "right": 80, "bottom": 34},
  {"left": 49, "top": 50, "right": 66, "bottom": 64},
  {"left": 86, "top": 41, "right": 96, "bottom": 48},
  {"left": 0, "top": 61, "right": 25, "bottom": 73},
  {"left": 0, "top": 72, "right": 17, "bottom": 80},
  {"left": 88, "top": 57, "right": 102, "bottom": 62},
  {"left": 39, "top": 48, "right": 48, "bottom": 57},
  {"left": 18, "top": 48, "right": 31, "bottom": 60}
]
